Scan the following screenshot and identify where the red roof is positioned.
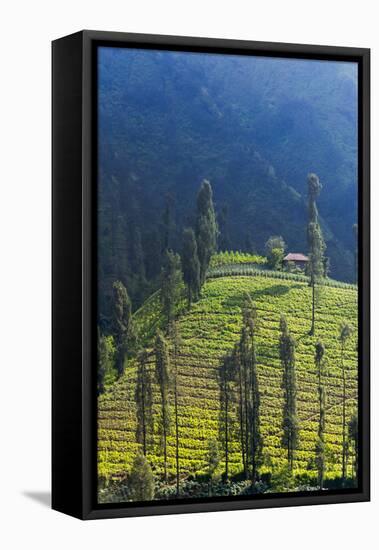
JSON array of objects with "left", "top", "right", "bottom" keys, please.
[{"left": 284, "top": 253, "right": 309, "bottom": 262}]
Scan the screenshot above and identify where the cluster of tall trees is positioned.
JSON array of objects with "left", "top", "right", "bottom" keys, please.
[
  {"left": 98, "top": 172, "right": 359, "bottom": 497},
  {"left": 181, "top": 180, "right": 218, "bottom": 306},
  {"left": 158, "top": 179, "right": 219, "bottom": 322},
  {"left": 133, "top": 322, "right": 182, "bottom": 496},
  {"left": 97, "top": 280, "right": 135, "bottom": 393},
  {"left": 217, "top": 306, "right": 357, "bottom": 490},
  {"left": 219, "top": 295, "right": 262, "bottom": 483},
  {"left": 218, "top": 299, "right": 300, "bottom": 486},
  {"left": 280, "top": 315, "right": 298, "bottom": 470}
]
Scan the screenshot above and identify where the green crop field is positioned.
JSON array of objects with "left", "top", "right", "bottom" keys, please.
[{"left": 98, "top": 273, "right": 358, "bottom": 485}]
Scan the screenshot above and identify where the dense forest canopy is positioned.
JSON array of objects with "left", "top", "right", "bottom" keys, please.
[{"left": 97, "top": 47, "right": 358, "bottom": 319}]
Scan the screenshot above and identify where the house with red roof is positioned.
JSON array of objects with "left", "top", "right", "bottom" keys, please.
[{"left": 283, "top": 253, "right": 309, "bottom": 270}]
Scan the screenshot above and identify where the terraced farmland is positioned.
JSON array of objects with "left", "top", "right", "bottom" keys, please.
[{"left": 98, "top": 274, "right": 358, "bottom": 484}]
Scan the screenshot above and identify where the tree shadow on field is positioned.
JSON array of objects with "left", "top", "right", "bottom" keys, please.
[
  {"left": 22, "top": 491, "right": 51, "bottom": 508},
  {"left": 222, "top": 283, "right": 303, "bottom": 311}
]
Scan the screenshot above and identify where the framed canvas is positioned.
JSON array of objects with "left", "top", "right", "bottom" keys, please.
[{"left": 52, "top": 30, "right": 370, "bottom": 520}]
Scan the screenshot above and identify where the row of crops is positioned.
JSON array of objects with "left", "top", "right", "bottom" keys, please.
[
  {"left": 98, "top": 274, "right": 358, "bottom": 486},
  {"left": 208, "top": 264, "right": 357, "bottom": 290}
]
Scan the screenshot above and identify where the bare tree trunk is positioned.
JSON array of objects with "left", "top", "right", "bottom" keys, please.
[
  {"left": 244, "top": 377, "right": 249, "bottom": 479},
  {"left": 225, "top": 386, "right": 229, "bottom": 480},
  {"left": 174, "top": 379, "right": 179, "bottom": 496},
  {"left": 310, "top": 281, "right": 315, "bottom": 335},
  {"left": 238, "top": 366, "right": 246, "bottom": 475},
  {"left": 342, "top": 345, "right": 347, "bottom": 485},
  {"left": 163, "top": 420, "right": 167, "bottom": 482}
]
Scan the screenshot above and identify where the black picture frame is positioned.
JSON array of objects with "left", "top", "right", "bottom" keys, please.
[{"left": 52, "top": 30, "right": 370, "bottom": 520}]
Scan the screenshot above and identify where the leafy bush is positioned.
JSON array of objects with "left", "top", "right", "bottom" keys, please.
[{"left": 210, "top": 251, "right": 267, "bottom": 269}]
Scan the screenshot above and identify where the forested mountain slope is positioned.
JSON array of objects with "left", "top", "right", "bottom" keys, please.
[{"left": 98, "top": 48, "right": 358, "bottom": 316}]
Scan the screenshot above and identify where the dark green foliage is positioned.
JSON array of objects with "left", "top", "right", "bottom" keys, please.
[
  {"left": 161, "top": 193, "right": 176, "bottom": 252},
  {"left": 97, "top": 329, "right": 117, "bottom": 394},
  {"left": 348, "top": 413, "right": 358, "bottom": 480},
  {"left": 234, "top": 295, "right": 262, "bottom": 482},
  {"left": 133, "top": 227, "right": 146, "bottom": 281},
  {"left": 97, "top": 328, "right": 116, "bottom": 394},
  {"left": 280, "top": 315, "right": 299, "bottom": 469},
  {"left": 268, "top": 248, "right": 285, "bottom": 271},
  {"left": 323, "top": 256, "right": 330, "bottom": 278},
  {"left": 112, "top": 281, "right": 134, "bottom": 376},
  {"left": 265, "top": 236, "right": 286, "bottom": 270},
  {"left": 339, "top": 322, "right": 354, "bottom": 484},
  {"left": 170, "top": 321, "right": 182, "bottom": 496},
  {"left": 181, "top": 228, "right": 201, "bottom": 307},
  {"left": 218, "top": 204, "right": 232, "bottom": 251},
  {"left": 207, "top": 439, "right": 221, "bottom": 479},
  {"left": 160, "top": 249, "right": 182, "bottom": 328},
  {"left": 154, "top": 330, "right": 171, "bottom": 481},
  {"left": 128, "top": 452, "right": 155, "bottom": 501},
  {"left": 268, "top": 247, "right": 285, "bottom": 270},
  {"left": 206, "top": 439, "right": 221, "bottom": 495},
  {"left": 97, "top": 333, "right": 106, "bottom": 395},
  {"left": 270, "top": 466, "right": 297, "bottom": 493},
  {"left": 196, "top": 180, "right": 218, "bottom": 285},
  {"left": 98, "top": 49, "right": 357, "bottom": 298},
  {"left": 218, "top": 351, "right": 236, "bottom": 480},
  {"left": 307, "top": 173, "right": 326, "bottom": 335},
  {"left": 315, "top": 341, "right": 326, "bottom": 489},
  {"left": 135, "top": 351, "right": 154, "bottom": 455}
]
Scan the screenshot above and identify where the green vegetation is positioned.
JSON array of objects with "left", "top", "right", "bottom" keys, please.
[
  {"left": 307, "top": 173, "right": 327, "bottom": 335},
  {"left": 210, "top": 251, "right": 267, "bottom": 269},
  {"left": 154, "top": 331, "right": 171, "bottom": 481},
  {"left": 97, "top": 331, "right": 117, "bottom": 395},
  {"left": 111, "top": 281, "right": 134, "bottom": 377},
  {"left": 315, "top": 341, "right": 326, "bottom": 489},
  {"left": 266, "top": 236, "right": 286, "bottom": 270},
  {"left": 160, "top": 250, "right": 182, "bottom": 328},
  {"left": 98, "top": 272, "right": 358, "bottom": 497},
  {"left": 279, "top": 315, "right": 299, "bottom": 470},
  {"left": 128, "top": 452, "right": 155, "bottom": 501},
  {"left": 181, "top": 228, "right": 201, "bottom": 307},
  {"left": 97, "top": 51, "right": 359, "bottom": 504},
  {"left": 196, "top": 179, "right": 218, "bottom": 286}
]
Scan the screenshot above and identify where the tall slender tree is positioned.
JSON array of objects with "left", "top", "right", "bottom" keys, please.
[
  {"left": 132, "top": 227, "right": 146, "bottom": 282},
  {"left": 235, "top": 295, "right": 262, "bottom": 481},
  {"left": 97, "top": 328, "right": 116, "bottom": 394},
  {"left": 196, "top": 180, "right": 218, "bottom": 286},
  {"left": 234, "top": 343, "right": 246, "bottom": 475},
  {"left": 218, "top": 351, "right": 235, "bottom": 480},
  {"left": 170, "top": 321, "right": 181, "bottom": 497},
  {"left": 112, "top": 280, "right": 134, "bottom": 376},
  {"left": 348, "top": 412, "right": 358, "bottom": 481},
  {"left": 339, "top": 322, "right": 354, "bottom": 485},
  {"left": 243, "top": 295, "right": 262, "bottom": 484},
  {"left": 161, "top": 193, "right": 175, "bottom": 253},
  {"left": 160, "top": 250, "right": 182, "bottom": 328},
  {"left": 218, "top": 203, "right": 231, "bottom": 251},
  {"left": 206, "top": 439, "right": 220, "bottom": 496},
  {"left": 307, "top": 173, "right": 326, "bottom": 335},
  {"left": 181, "top": 228, "right": 201, "bottom": 307},
  {"left": 280, "top": 315, "right": 299, "bottom": 470},
  {"left": 239, "top": 326, "right": 250, "bottom": 479},
  {"left": 154, "top": 331, "right": 171, "bottom": 481},
  {"left": 135, "top": 350, "right": 154, "bottom": 456},
  {"left": 315, "top": 341, "right": 326, "bottom": 489}
]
